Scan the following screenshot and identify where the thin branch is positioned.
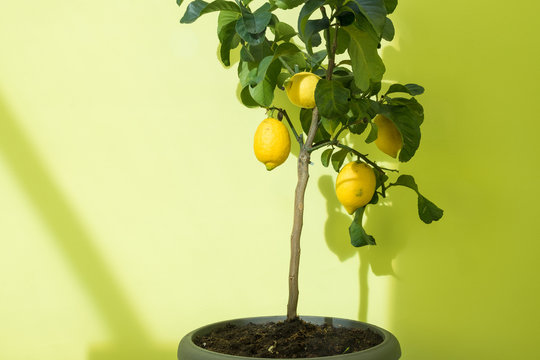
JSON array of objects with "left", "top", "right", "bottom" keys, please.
[{"left": 267, "top": 107, "right": 303, "bottom": 145}]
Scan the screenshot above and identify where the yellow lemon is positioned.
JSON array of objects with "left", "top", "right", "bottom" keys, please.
[
  {"left": 253, "top": 118, "right": 291, "bottom": 171},
  {"left": 373, "top": 114, "right": 403, "bottom": 158},
  {"left": 335, "top": 161, "right": 376, "bottom": 214},
  {"left": 284, "top": 72, "right": 320, "bottom": 108}
]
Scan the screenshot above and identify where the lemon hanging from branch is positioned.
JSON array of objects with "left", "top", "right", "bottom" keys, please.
[
  {"left": 373, "top": 114, "right": 403, "bottom": 158},
  {"left": 336, "top": 161, "right": 376, "bottom": 215},
  {"left": 253, "top": 118, "right": 291, "bottom": 171},
  {"left": 285, "top": 72, "right": 320, "bottom": 109}
]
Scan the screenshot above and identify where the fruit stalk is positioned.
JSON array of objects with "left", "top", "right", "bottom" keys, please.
[{"left": 287, "top": 106, "right": 320, "bottom": 321}]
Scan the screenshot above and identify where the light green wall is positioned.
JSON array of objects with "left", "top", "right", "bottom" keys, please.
[{"left": 0, "top": 1, "right": 538, "bottom": 360}]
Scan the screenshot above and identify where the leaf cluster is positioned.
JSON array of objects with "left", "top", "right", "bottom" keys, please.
[{"left": 178, "top": 0, "right": 444, "bottom": 247}]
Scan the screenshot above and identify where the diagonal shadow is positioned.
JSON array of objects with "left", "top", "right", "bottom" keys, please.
[{"left": 0, "top": 92, "right": 172, "bottom": 359}]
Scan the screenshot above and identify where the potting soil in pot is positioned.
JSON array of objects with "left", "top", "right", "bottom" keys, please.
[{"left": 193, "top": 318, "right": 383, "bottom": 358}]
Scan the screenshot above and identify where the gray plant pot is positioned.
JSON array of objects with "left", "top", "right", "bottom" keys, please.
[{"left": 178, "top": 316, "right": 401, "bottom": 360}]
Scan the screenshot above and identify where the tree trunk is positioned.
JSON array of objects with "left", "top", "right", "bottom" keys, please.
[{"left": 286, "top": 107, "right": 319, "bottom": 321}]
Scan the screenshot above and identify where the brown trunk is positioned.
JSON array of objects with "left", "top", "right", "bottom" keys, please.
[{"left": 286, "top": 107, "right": 320, "bottom": 321}]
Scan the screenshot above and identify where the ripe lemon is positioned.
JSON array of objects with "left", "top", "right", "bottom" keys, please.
[
  {"left": 253, "top": 118, "right": 291, "bottom": 171},
  {"left": 284, "top": 72, "right": 320, "bottom": 109},
  {"left": 335, "top": 161, "right": 376, "bottom": 215},
  {"left": 373, "top": 114, "right": 402, "bottom": 158}
]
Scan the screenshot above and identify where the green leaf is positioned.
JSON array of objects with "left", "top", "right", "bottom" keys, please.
[
  {"left": 321, "top": 148, "right": 333, "bottom": 167},
  {"left": 325, "top": 27, "right": 350, "bottom": 55},
  {"left": 314, "top": 79, "right": 350, "bottom": 119},
  {"left": 238, "top": 60, "right": 257, "bottom": 87},
  {"left": 381, "top": 17, "right": 394, "bottom": 41},
  {"left": 240, "top": 85, "right": 260, "bottom": 108},
  {"left": 380, "top": 99, "right": 423, "bottom": 162},
  {"left": 273, "top": 22, "right": 297, "bottom": 42},
  {"left": 349, "top": 207, "right": 376, "bottom": 247},
  {"left": 298, "top": 0, "right": 326, "bottom": 39},
  {"left": 344, "top": 23, "right": 385, "bottom": 91},
  {"left": 383, "top": 0, "right": 397, "bottom": 14},
  {"left": 274, "top": 42, "right": 301, "bottom": 58},
  {"left": 386, "top": 83, "right": 425, "bottom": 96},
  {"left": 336, "top": 10, "right": 356, "bottom": 27},
  {"left": 418, "top": 195, "right": 444, "bottom": 224},
  {"left": 382, "top": 105, "right": 420, "bottom": 162},
  {"left": 350, "top": 0, "right": 387, "bottom": 36},
  {"left": 177, "top": 0, "right": 184, "bottom": 6},
  {"left": 251, "top": 3, "right": 273, "bottom": 34},
  {"left": 365, "top": 121, "right": 378, "bottom": 143},
  {"left": 270, "top": 0, "right": 305, "bottom": 10},
  {"left": 247, "top": 41, "right": 274, "bottom": 62},
  {"left": 180, "top": 0, "right": 240, "bottom": 24},
  {"left": 331, "top": 149, "right": 349, "bottom": 172},
  {"left": 322, "top": 117, "right": 340, "bottom": 134},
  {"left": 240, "top": 45, "right": 256, "bottom": 62},
  {"left": 218, "top": 12, "right": 241, "bottom": 66},
  {"left": 302, "top": 18, "right": 330, "bottom": 54},
  {"left": 390, "top": 175, "right": 444, "bottom": 223},
  {"left": 253, "top": 43, "right": 299, "bottom": 85},
  {"left": 307, "top": 49, "right": 327, "bottom": 70},
  {"left": 217, "top": 10, "right": 240, "bottom": 34},
  {"left": 249, "top": 59, "right": 281, "bottom": 106},
  {"left": 236, "top": 18, "right": 266, "bottom": 45}
]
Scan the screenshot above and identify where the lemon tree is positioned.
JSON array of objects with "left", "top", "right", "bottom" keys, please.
[{"left": 178, "top": 0, "right": 443, "bottom": 321}]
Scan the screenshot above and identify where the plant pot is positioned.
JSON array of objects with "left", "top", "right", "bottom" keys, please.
[{"left": 178, "top": 316, "right": 401, "bottom": 360}]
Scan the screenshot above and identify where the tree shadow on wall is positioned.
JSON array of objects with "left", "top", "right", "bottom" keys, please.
[
  {"left": 0, "top": 93, "right": 172, "bottom": 360},
  {"left": 318, "top": 175, "right": 404, "bottom": 322}
]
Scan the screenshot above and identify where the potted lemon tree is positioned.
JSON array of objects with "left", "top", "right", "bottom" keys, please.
[{"left": 176, "top": 0, "right": 443, "bottom": 358}]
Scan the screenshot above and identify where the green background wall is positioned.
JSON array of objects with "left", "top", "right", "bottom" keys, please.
[{"left": 1, "top": 1, "right": 539, "bottom": 359}]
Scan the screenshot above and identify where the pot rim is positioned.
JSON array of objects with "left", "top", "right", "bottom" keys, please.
[{"left": 178, "top": 315, "right": 401, "bottom": 360}]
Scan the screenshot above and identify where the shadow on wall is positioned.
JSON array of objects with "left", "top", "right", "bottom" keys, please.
[
  {"left": 0, "top": 93, "right": 172, "bottom": 360},
  {"left": 318, "top": 175, "right": 404, "bottom": 322}
]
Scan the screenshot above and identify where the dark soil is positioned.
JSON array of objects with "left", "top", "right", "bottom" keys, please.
[{"left": 193, "top": 318, "right": 383, "bottom": 358}]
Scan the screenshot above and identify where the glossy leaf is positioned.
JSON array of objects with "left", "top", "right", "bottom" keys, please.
[
  {"left": 321, "top": 117, "right": 340, "bottom": 134},
  {"left": 324, "top": 27, "right": 351, "bottom": 55},
  {"left": 365, "top": 121, "right": 378, "bottom": 143},
  {"left": 240, "top": 85, "right": 260, "bottom": 108},
  {"left": 384, "top": 0, "right": 397, "bottom": 14},
  {"left": 218, "top": 12, "right": 241, "bottom": 66},
  {"left": 236, "top": 19, "right": 266, "bottom": 45},
  {"left": 380, "top": 104, "right": 421, "bottom": 162},
  {"left": 273, "top": 22, "right": 297, "bottom": 41},
  {"left": 321, "top": 148, "right": 333, "bottom": 167},
  {"left": 314, "top": 79, "right": 350, "bottom": 119},
  {"left": 249, "top": 59, "right": 281, "bottom": 106},
  {"left": 349, "top": 207, "right": 376, "bottom": 247},
  {"left": 180, "top": 0, "right": 240, "bottom": 24},
  {"left": 382, "top": 17, "right": 394, "bottom": 41},
  {"left": 350, "top": 0, "right": 387, "bottom": 36},
  {"left": 331, "top": 149, "right": 349, "bottom": 172},
  {"left": 303, "top": 18, "right": 330, "bottom": 54},
  {"left": 390, "top": 175, "right": 444, "bottom": 223},
  {"left": 253, "top": 43, "right": 300, "bottom": 85},
  {"left": 298, "top": 0, "right": 326, "bottom": 39},
  {"left": 386, "top": 83, "right": 425, "bottom": 96},
  {"left": 344, "top": 23, "right": 385, "bottom": 91},
  {"left": 271, "top": 0, "right": 305, "bottom": 10}
]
